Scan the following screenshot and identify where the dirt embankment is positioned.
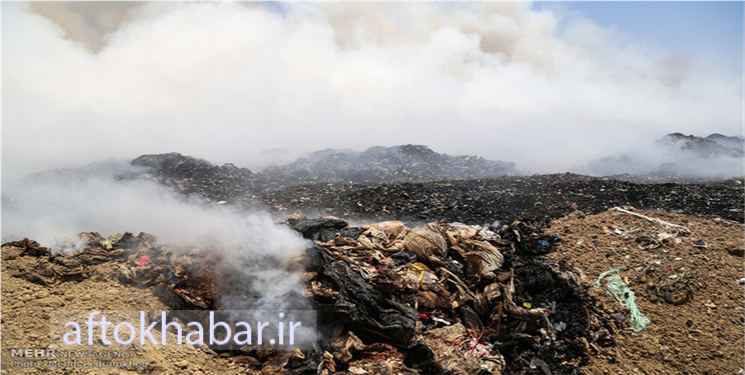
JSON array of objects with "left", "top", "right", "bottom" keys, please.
[
  {"left": 545, "top": 208, "right": 744, "bottom": 375},
  {"left": 0, "top": 250, "right": 247, "bottom": 375}
]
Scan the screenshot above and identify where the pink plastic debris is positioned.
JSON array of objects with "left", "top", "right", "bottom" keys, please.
[{"left": 134, "top": 255, "right": 151, "bottom": 266}]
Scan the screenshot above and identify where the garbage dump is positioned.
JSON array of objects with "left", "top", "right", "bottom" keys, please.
[
  {"left": 288, "top": 215, "right": 613, "bottom": 374},
  {"left": 1, "top": 206, "right": 743, "bottom": 374},
  {"left": 2, "top": 232, "right": 222, "bottom": 310},
  {"left": 129, "top": 152, "right": 744, "bottom": 224}
]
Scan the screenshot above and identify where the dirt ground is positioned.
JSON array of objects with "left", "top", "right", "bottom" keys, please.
[
  {"left": 545, "top": 207, "right": 745, "bottom": 375},
  {"left": 0, "top": 258, "right": 249, "bottom": 375}
]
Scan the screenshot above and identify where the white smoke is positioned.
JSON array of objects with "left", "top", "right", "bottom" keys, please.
[
  {"left": 571, "top": 137, "right": 745, "bottom": 178},
  {"left": 1, "top": 160, "right": 309, "bottom": 309},
  {"left": 3, "top": 2, "right": 742, "bottom": 176}
]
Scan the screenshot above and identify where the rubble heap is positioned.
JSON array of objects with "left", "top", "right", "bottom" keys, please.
[
  {"left": 657, "top": 133, "right": 744, "bottom": 158},
  {"left": 287, "top": 215, "right": 609, "bottom": 374},
  {"left": 131, "top": 145, "right": 516, "bottom": 202},
  {"left": 129, "top": 152, "right": 744, "bottom": 224},
  {"left": 1, "top": 219, "right": 605, "bottom": 374},
  {"left": 261, "top": 174, "right": 744, "bottom": 224},
  {"left": 262, "top": 144, "right": 517, "bottom": 185},
  {"left": 578, "top": 133, "right": 745, "bottom": 179}
]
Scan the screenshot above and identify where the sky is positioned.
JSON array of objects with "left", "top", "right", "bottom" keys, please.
[
  {"left": 2, "top": 1, "right": 743, "bottom": 178},
  {"left": 535, "top": 1, "right": 744, "bottom": 74}
]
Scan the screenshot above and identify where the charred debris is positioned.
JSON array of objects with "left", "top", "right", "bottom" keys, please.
[
  {"left": 4, "top": 202, "right": 743, "bottom": 374},
  {"left": 291, "top": 216, "right": 596, "bottom": 375},
  {"left": 3, "top": 213, "right": 608, "bottom": 374},
  {"left": 130, "top": 150, "right": 743, "bottom": 224}
]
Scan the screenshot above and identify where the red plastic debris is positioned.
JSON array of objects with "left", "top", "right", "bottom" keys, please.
[
  {"left": 418, "top": 311, "right": 433, "bottom": 320},
  {"left": 134, "top": 255, "right": 151, "bottom": 266}
]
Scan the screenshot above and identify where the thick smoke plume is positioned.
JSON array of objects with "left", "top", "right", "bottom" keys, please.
[
  {"left": 1, "top": 161, "right": 309, "bottom": 310},
  {"left": 572, "top": 134, "right": 745, "bottom": 178},
  {"left": 3, "top": 2, "right": 742, "bottom": 177}
]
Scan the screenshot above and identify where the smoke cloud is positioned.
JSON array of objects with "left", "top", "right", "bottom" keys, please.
[
  {"left": 1, "top": 160, "right": 309, "bottom": 309},
  {"left": 571, "top": 138, "right": 745, "bottom": 178},
  {"left": 3, "top": 2, "right": 742, "bottom": 177}
]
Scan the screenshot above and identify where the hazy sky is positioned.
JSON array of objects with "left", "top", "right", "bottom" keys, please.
[
  {"left": 535, "top": 1, "right": 743, "bottom": 73},
  {"left": 3, "top": 1, "right": 743, "bottom": 177}
]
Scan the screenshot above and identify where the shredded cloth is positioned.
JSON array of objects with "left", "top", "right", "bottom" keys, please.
[{"left": 593, "top": 267, "right": 650, "bottom": 332}]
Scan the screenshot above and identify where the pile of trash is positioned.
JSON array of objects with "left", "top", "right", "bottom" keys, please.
[
  {"left": 657, "top": 133, "right": 744, "bottom": 158},
  {"left": 6, "top": 204, "right": 742, "bottom": 374},
  {"left": 262, "top": 144, "right": 517, "bottom": 185},
  {"left": 2, "top": 233, "right": 224, "bottom": 310},
  {"left": 577, "top": 132, "right": 745, "bottom": 179},
  {"left": 132, "top": 152, "right": 258, "bottom": 203},
  {"left": 130, "top": 145, "right": 517, "bottom": 204},
  {"left": 2, "top": 214, "right": 619, "bottom": 374},
  {"left": 286, "top": 215, "right": 615, "bottom": 374},
  {"left": 129, "top": 152, "right": 744, "bottom": 223},
  {"left": 261, "top": 173, "right": 744, "bottom": 226},
  {"left": 18, "top": 151, "right": 742, "bottom": 225}
]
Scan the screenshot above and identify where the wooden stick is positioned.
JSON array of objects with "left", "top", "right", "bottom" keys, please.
[{"left": 612, "top": 207, "right": 691, "bottom": 234}]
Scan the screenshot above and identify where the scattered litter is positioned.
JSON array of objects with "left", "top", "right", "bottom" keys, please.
[
  {"left": 13, "top": 206, "right": 728, "bottom": 374},
  {"left": 134, "top": 255, "right": 151, "bottom": 266},
  {"left": 530, "top": 357, "right": 552, "bottom": 375},
  {"left": 553, "top": 321, "right": 567, "bottom": 332},
  {"left": 539, "top": 234, "right": 560, "bottom": 252},
  {"left": 432, "top": 317, "right": 451, "bottom": 325},
  {"left": 612, "top": 207, "right": 691, "bottom": 234},
  {"left": 638, "top": 263, "right": 705, "bottom": 305},
  {"left": 594, "top": 268, "right": 650, "bottom": 332},
  {"left": 100, "top": 233, "right": 124, "bottom": 250},
  {"left": 611, "top": 312, "right": 626, "bottom": 322},
  {"left": 693, "top": 240, "right": 707, "bottom": 248},
  {"left": 635, "top": 235, "right": 661, "bottom": 250}
]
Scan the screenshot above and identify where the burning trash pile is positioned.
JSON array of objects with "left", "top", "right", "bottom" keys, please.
[
  {"left": 284, "top": 215, "right": 611, "bottom": 374},
  {"left": 1, "top": 233, "right": 225, "bottom": 310},
  {"left": 2, "top": 205, "right": 742, "bottom": 374},
  {"left": 1, "top": 217, "right": 608, "bottom": 374}
]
